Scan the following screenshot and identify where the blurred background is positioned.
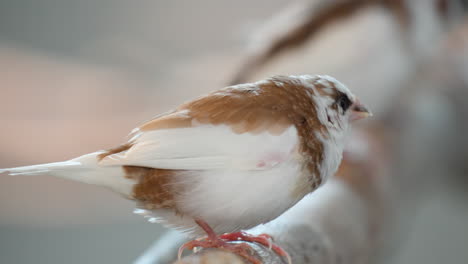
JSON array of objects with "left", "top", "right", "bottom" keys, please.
[{"left": 0, "top": 0, "right": 467, "bottom": 264}]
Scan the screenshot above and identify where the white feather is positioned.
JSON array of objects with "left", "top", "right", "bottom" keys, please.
[{"left": 100, "top": 124, "right": 299, "bottom": 171}]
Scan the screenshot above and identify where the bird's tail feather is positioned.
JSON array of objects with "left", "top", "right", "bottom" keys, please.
[
  {"left": 0, "top": 160, "right": 83, "bottom": 176},
  {"left": 0, "top": 151, "right": 102, "bottom": 177},
  {"left": 0, "top": 151, "right": 134, "bottom": 196}
]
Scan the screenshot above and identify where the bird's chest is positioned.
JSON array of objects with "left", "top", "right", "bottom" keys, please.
[{"left": 174, "top": 159, "right": 304, "bottom": 233}]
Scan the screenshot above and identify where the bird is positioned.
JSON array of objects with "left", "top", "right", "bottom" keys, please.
[{"left": 0, "top": 74, "right": 370, "bottom": 263}]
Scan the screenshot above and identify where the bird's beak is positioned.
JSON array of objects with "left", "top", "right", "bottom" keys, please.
[{"left": 350, "top": 100, "right": 372, "bottom": 122}]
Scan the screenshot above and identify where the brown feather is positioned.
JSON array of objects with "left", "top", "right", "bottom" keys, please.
[
  {"left": 139, "top": 111, "right": 193, "bottom": 131},
  {"left": 124, "top": 166, "right": 180, "bottom": 210},
  {"left": 97, "top": 143, "right": 132, "bottom": 161}
]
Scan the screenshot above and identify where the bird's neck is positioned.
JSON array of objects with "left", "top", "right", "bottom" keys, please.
[{"left": 318, "top": 129, "right": 346, "bottom": 184}]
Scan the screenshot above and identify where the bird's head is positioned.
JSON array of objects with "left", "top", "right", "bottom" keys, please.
[{"left": 297, "top": 75, "right": 371, "bottom": 135}]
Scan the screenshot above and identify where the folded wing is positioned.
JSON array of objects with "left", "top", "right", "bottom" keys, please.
[{"left": 99, "top": 83, "right": 300, "bottom": 171}]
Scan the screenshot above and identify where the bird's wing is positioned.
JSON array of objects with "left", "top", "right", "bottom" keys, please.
[{"left": 99, "top": 85, "right": 300, "bottom": 171}]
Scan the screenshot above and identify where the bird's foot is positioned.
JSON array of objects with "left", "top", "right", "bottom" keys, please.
[
  {"left": 178, "top": 236, "right": 262, "bottom": 264},
  {"left": 220, "top": 232, "right": 292, "bottom": 264},
  {"left": 178, "top": 231, "right": 291, "bottom": 264}
]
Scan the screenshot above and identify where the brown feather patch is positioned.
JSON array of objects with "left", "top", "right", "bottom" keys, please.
[
  {"left": 97, "top": 143, "right": 132, "bottom": 162},
  {"left": 124, "top": 166, "right": 180, "bottom": 210},
  {"left": 140, "top": 111, "right": 193, "bottom": 131}
]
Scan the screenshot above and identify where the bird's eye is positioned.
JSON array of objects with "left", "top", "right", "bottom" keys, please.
[{"left": 337, "top": 94, "right": 352, "bottom": 112}]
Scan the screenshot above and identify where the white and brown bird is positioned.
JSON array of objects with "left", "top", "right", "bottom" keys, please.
[{"left": 0, "top": 74, "right": 370, "bottom": 263}]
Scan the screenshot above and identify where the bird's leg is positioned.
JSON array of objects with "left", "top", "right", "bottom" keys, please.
[
  {"left": 194, "top": 218, "right": 218, "bottom": 240},
  {"left": 178, "top": 219, "right": 291, "bottom": 264}
]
